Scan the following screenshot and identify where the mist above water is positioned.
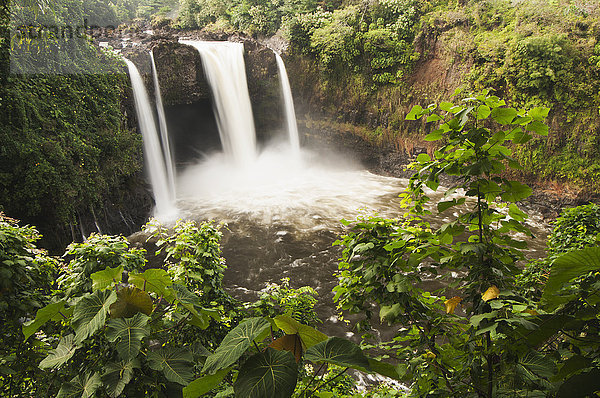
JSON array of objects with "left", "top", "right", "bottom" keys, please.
[{"left": 176, "top": 142, "right": 407, "bottom": 229}]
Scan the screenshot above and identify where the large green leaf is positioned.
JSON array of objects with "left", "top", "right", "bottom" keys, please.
[
  {"left": 500, "top": 181, "right": 532, "bottom": 202},
  {"left": 542, "top": 247, "right": 600, "bottom": 310},
  {"left": 183, "top": 368, "right": 231, "bottom": 398},
  {"left": 109, "top": 286, "right": 153, "bottom": 319},
  {"left": 518, "top": 352, "right": 556, "bottom": 380},
  {"left": 304, "top": 337, "right": 370, "bottom": 370},
  {"left": 105, "top": 313, "right": 150, "bottom": 361},
  {"left": 72, "top": 290, "right": 117, "bottom": 344},
  {"left": 234, "top": 348, "right": 297, "bottom": 398},
  {"left": 147, "top": 347, "right": 194, "bottom": 386},
  {"left": 491, "top": 107, "right": 517, "bottom": 124},
  {"left": 129, "top": 269, "right": 172, "bottom": 296},
  {"left": 23, "top": 300, "right": 67, "bottom": 340},
  {"left": 367, "top": 358, "right": 401, "bottom": 380},
  {"left": 557, "top": 368, "right": 600, "bottom": 398},
  {"left": 39, "top": 334, "right": 77, "bottom": 370},
  {"left": 170, "top": 283, "right": 211, "bottom": 328},
  {"left": 56, "top": 372, "right": 101, "bottom": 398},
  {"left": 202, "top": 317, "right": 270, "bottom": 374},
  {"left": 91, "top": 265, "right": 123, "bottom": 291},
  {"left": 274, "top": 315, "right": 328, "bottom": 349},
  {"left": 102, "top": 359, "right": 139, "bottom": 398}
]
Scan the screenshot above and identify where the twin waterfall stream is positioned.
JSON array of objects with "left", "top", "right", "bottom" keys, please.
[{"left": 125, "top": 41, "right": 549, "bottom": 342}]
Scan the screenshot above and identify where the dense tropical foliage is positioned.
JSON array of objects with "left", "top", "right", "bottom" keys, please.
[{"left": 3, "top": 0, "right": 600, "bottom": 396}]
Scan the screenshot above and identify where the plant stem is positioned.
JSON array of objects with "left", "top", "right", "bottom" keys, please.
[
  {"left": 308, "top": 367, "right": 348, "bottom": 397},
  {"left": 486, "top": 332, "right": 493, "bottom": 398},
  {"left": 299, "top": 363, "right": 325, "bottom": 398}
]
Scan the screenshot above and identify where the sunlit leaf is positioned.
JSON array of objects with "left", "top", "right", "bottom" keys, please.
[
  {"left": 491, "top": 107, "right": 517, "bottom": 124},
  {"left": 274, "top": 315, "right": 328, "bottom": 349},
  {"left": 23, "top": 300, "right": 66, "bottom": 340},
  {"left": 482, "top": 286, "right": 500, "bottom": 302},
  {"left": 202, "top": 317, "right": 270, "bottom": 374},
  {"left": 39, "top": 334, "right": 77, "bottom": 369},
  {"left": 526, "top": 120, "right": 549, "bottom": 136},
  {"left": 444, "top": 297, "right": 462, "bottom": 314},
  {"left": 183, "top": 368, "right": 231, "bottom": 398},
  {"left": 72, "top": 290, "right": 117, "bottom": 343},
  {"left": 128, "top": 269, "right": 172, "bottom": 296},
  {"left": 91, "top": 265, "right": 123, "bottom": 291},
  {"left": 105, "top": 313, "right": 150, "bottom": 361},
  {"left": 405, "top": 105, "right": 423, "bottom": 120},
  {"left": 500, "top": 181, "right": 532, "bottom": 202},
  {"left": 234, "top": 348, "right": 297, "bottom": 398},
  {"left": 304, "top": 337, "right": 370, "bottom": 370},
  {"left": 109, "top": 286, "right": 153, "bottom": 319},
  {"left": 527, "top": 107, "right": 550, "bottom": 121},
  {"left": 476, "top": 104, "right": 491, "bottom": 120}
]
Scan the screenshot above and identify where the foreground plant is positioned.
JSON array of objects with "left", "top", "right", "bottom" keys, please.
[{"left": 334, "top": 90, "right": 567, "bottom": 396}]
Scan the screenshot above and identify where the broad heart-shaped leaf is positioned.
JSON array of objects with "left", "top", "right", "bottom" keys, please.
[
  {"left": 91, "top": 265, "right": 123, "bottom": 291},
  {"left": 234, "top": 348, "right": 298, "bottom": 398},
  {"left": 183, "top": 368, "right": 231, "bottom": 398},
  {"left": 72, "top": 290, "right": 117, "bottom": 344},
  {"left": 170, "top": 283, "right": 211, "bottom": 328},
  {"left": 500, "top": 181, "right": 532, "bottom": 202},
  {"left": 304, "top": 337, "right": 370, "bottom": 371},
  {"left": 367, "top": 358, "right": 401, "bottom": 380},
  {"left": 518, "top": 352, "right": 556, "bottom": 380},
  {"left": 405, "top": 104, "right": 423, "bottom": 120},
  {"left": 56, "top": 372, "right": 101, "bottom": 398},
  {"left": 105, "top": 313, "right": 150, "bottom": 361},
  {"left": 526, "top": 120, "right": 549, "bottom": 136},
  {"left": 109, "top": 286, "right": 153, "bottom": 319},
  {"left": 129, "top": 269, "right": 172, "bottom": 296},
  {"left": 23, "top": 300, "right": 67, "bottom": 340},
  {"left": 491, "top": 107, "right": 517, "bottom": 124},
  {"left": 274, "top": 315, "right": 328, "bottom": 350},
  {"left": 147, "top": 347, "right": 194, "bottom": 386},
  {"left": 102, "top": 358, "right": 139, "bottom": 398},
  {"left": 269, "top": 334, "right": 303, "bottom": 363},
  {"left": 202, "top": 317, "right": 270, "bottom": 374},
  {"left": 557, "top": 368, "right": 600, "bottom": 398},
  {"left": 542, "top": 247, "right": 600, "bottom": 310},
  {"left": 39, "top": 334, "right": 77, "bottom": 369}
]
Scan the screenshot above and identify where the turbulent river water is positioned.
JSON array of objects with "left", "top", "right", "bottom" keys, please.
[{"left": 173, "top": 143, "right": 550, "bottom": 340}]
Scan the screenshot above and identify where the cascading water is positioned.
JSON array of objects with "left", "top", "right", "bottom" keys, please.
[
  {"left": 180, "top": 40, "right": 257, "bottom": 165},
  {"left": 150, "top": 50, "right": 177, "bottom": 201},
  {"left": 274, "top": 51, "right": 301, "bottom": 156},
  {"left": 124, "top": 58, "right": 177, "bottom": 219}
]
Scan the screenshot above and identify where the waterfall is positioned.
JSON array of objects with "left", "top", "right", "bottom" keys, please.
[
  {"left": 124, "top": 59, "right": 177, "bottom": 219},
  {"left": 150, "top": 50, "right": 177, "bottom": 201},
  {"left": 274, "top": 52, "right": 301, "bottom": 156},
  {"left": 180, "top": 40, "right": 257, "bottom": 165}
]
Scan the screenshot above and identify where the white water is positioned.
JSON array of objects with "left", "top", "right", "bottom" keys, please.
[
  {"left": 125, "top": 59, "right": 177, "bottom": 220},
  {"left": 274, "top": 52, "right": 301, "bottom": 156},
  {"left": 150, "top": 50, "right": 177, "bottom": 202},
  {"left": 180, "top": 40, "right": 257, "bottom": 165},
  {"left": 176, "top": 144, "right": 406, "bottom": 230}
]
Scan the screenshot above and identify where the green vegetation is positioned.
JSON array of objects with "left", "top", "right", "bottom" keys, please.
[
  {"left": 1, "top": 0, "right": 148, "bottom": 246},
  {"left": 0, "top": 215, "right": 404, "bottom": 397},
  {"left": 5, "top": 91, "right": 600, "bottom": 397},
  {"left": 332, "top": 92, "right": 600, "bottom": 396}
]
